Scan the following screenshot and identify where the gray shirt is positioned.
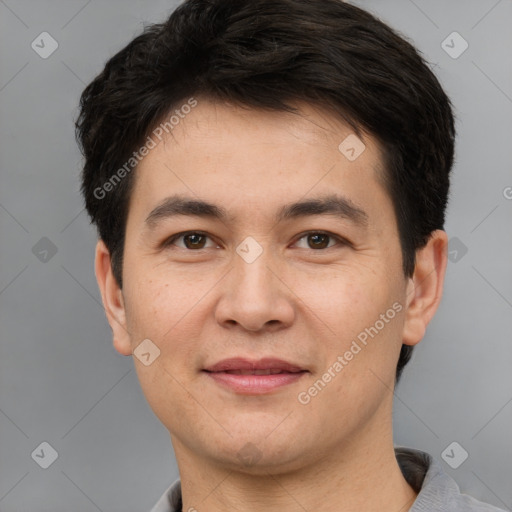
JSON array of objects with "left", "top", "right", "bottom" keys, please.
[{"left": 150, "top": 447, "right": 507, "bottom": 512}]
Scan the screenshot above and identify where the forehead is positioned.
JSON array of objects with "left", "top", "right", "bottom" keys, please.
[
  {"left": 128, "top": 99, "right": 390, "bottom": 228},
  {"left": 162, "top": 99, "right": 375, "bottom": 158}
]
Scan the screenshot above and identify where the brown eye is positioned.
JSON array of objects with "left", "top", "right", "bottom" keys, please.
[
  {"left": 307, "top": 233, "right": 330, "bottom": 249},
  {"left": 294, "top": 231, "right": 343, "bottom": 250},
  {"left": 182, "top": 233, "right": 207, "bottom": 249},
  {"left": 163, "top": 231, "right": 216, "bottom": 250}
]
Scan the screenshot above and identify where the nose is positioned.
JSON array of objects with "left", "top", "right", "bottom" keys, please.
[{"left": 214, "top": 245, "right": 295, "bottom": 333}]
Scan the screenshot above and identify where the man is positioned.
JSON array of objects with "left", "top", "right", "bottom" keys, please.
[{"left": 76, "top": 0, "right": 506, "bottom": 510}]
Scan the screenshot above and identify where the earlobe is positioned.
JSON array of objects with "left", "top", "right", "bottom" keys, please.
[
  {"left": 402, "top": 230, "right": 448, "bottom": 346},
  {"left": 94, "top": 239, "right": 132, "bottom": 356}
]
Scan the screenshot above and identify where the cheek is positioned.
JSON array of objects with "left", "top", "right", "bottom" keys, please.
[
  {"left": 123, "top": 266, "right": 214, "bottom": 368},
  {"left": 303, "top": 272, "right": 403, "bottom": 406},
  {"left": 293, "top": 266, "right": 395, "bottom": 330},
  {"left": 291, "top": 264, "right": 405, "bottom": 378},
  {"left": 123, "top": 255, "right": 196, "bottom": 329},
  {"left": 124, "top": 272, "right": 208, "bottom": 423},
  {"left": 123, "top": 277, "right": 171, "bottom": 335}
]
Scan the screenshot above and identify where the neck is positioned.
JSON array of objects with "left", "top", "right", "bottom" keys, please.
[{"left": 171, "top": 408, "right": 418, "bottom": 512}]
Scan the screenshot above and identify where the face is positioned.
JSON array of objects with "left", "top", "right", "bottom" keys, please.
[{"left": 97, "top": 99, "right": 445, "bottom": 474}]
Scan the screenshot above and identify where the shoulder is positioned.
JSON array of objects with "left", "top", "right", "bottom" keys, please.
[
  {"left": 395, "top": 446, "right": 507, "bottom": 512},
  {"left": 149, "top": 477, "right": 182, "bottom": 512}
]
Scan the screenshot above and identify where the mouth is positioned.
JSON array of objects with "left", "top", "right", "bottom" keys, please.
[
  {"left": 206, "top": 368, "right": 303, "bottom": 375},
  {"left": 203, "top": 356, "right": 306, "bottom": 373},
  {"left": 202, "top": 357, "right": 308, "bottom": 394}
]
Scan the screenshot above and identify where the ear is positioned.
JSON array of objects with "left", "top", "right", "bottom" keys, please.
[
  {"left": 402, "top": 230, "right": 448, "bottom": 346},
  {"left": 95, "top": 239, "right": 132, "bottom": 356}
]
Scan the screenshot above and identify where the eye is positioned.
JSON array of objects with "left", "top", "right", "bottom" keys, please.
[
  {"left": 162, "top": 230, "right": 348, "bottom": 251},
  {"left": 163, "top": 231, "right": 218, "bottom": 250},
  {"left": 293, "top": 231, "right": 346, "bottom": 250}
]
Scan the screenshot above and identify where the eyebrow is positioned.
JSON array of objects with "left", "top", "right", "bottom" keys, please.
[{"left": 144, "top": 193, "right": 369, "bottom": 230}]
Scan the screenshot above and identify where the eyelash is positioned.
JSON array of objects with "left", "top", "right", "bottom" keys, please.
[{"left": 162, "top": 230, "right": 350, "bottom": 251}]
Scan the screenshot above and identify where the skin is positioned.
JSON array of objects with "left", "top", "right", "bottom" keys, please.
[{"left": 96, "top": 99, "right": 447, "bottom": 512}]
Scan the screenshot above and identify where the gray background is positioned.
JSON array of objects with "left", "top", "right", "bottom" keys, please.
[{"left": 0, "top": 0, "right": 511, "bottom": 510}]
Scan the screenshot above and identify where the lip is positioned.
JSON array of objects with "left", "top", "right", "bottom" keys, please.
[
  {"left": 204, "top": 357, "right": 306, "bottom": 373},
  {"left": 203, "top": 357, "right": 308, "bottom": 395}
]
